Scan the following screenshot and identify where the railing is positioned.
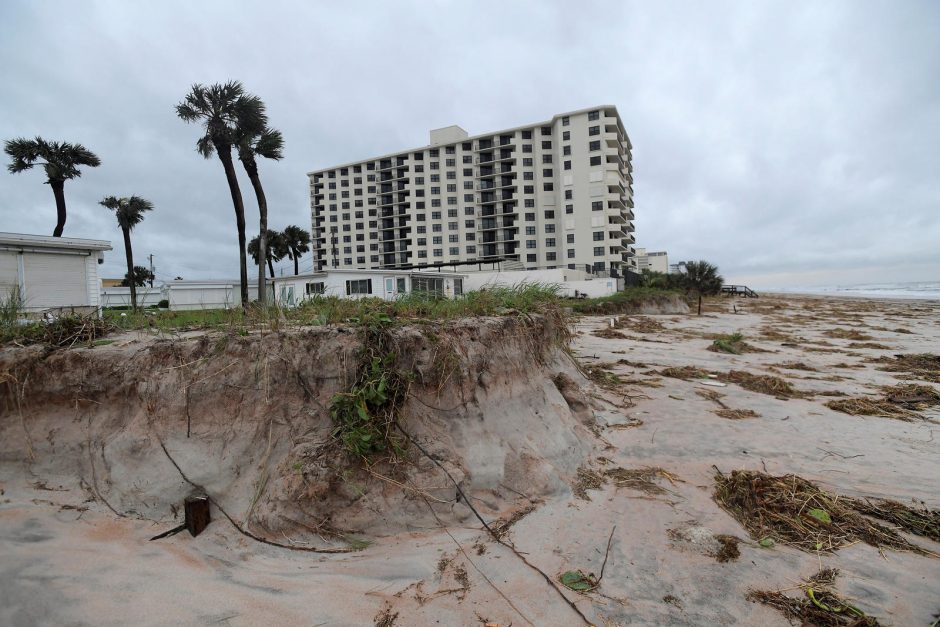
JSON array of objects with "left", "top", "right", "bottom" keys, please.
[{"left": 721, "top": 285, "right": 759, "bottom": 298}]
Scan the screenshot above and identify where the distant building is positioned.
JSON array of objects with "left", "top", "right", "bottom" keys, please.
[
  {"left": 0, "top": 232, "right": 111, "bottom": 315},
  {"left": 308, "top": 106, "right": 635, "bottom": 277},
  {"left": 634, "top": 248, "right": 669, "bottom": 274},
  {"left": 102, "top": 278, "right": 124, "bottom": 288},
  {"left": 271, "top": 269, "right": 467, "bottom": 307}
]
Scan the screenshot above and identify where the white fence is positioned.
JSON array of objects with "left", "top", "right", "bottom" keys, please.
[{"left": 100, "top": 286, "right": 165, "bottom": 308}]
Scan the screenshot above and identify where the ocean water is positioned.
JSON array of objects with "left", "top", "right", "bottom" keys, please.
[{"left": 764, "top": 281, "right": 940, "bottom": 301}]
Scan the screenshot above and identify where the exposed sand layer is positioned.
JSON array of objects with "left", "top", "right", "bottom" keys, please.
[{"left": 2, "top": 295, "right": 939, "bottom": 626}]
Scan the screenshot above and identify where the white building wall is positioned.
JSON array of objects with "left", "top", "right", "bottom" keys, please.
[
  {"left": 100, "top": 286, "right": 165, "bottom": 308},
  {"left": 272, "top": 270, "right": 465, "bottom": 306},
  {"left": 462, "top": 268, "right": 619, "bottom": 298},
  {"left": 166, "top": 282, "right": 258, "bottom": 311}
]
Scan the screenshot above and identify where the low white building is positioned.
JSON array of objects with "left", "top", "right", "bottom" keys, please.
[
  {"left": 462, "top": 267, "right": 621, "bottom": 299},
  {"left": 164, "top": 280, "right": 260, "bottom": 311},
  {"left": 0, "top": 232, "right": 111, "bottom": 315},
  {"left": 100, "top": 286, "right": 165, "bottom": 309},
  {"left": 271, "top": 269, "right": 467, "bottom": 306}
]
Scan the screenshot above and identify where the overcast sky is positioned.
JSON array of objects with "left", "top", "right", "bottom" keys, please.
[{"left": 1, "top": 0, "right": 938, "bottom": 288}]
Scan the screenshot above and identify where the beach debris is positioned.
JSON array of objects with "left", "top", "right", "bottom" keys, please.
[
  {"left": 747, "top": 568, "right": 880, "bottom": 626},
  {"left": 149, "top": 493, "right": 211, "bottom": 541},
  {"left": 708, "top": 332, "right": 765, "bottom": 354},
  {"left": 614, "top": 316, "right": 666, "bottom": 334},
  {"left": 777, "top": 361, "right": 818, "bottom": 371},
  {"left": 592, "top": 328, "right": 627, "bottom": 339},
  {"left": 870, "top": 353, "right": 940, "bottom": 382},
  {"left": 712, "top": 469, "right": 932, "bottom": 555},
  {"left": 825, "top": 384, "right": 939, "bottom": 421},
  {"left": 718, "top": 370, "right": 803, "bottom": 398},
  {"left": 699, "top": 380, "right": 727, "bottom": 387},
  {"left": 842, "top": 497, "right": 940, "bottom": 543},
  {"left": 667, "top": 522, "right": 741, "bottom": 562},
  {"left": 559, "top": 569, "right": 597, "bottom": 592},
  {"left": 714, "top": 408, "right": 760, "bottom": 420},
  {"left": 374, "top": 603, "right": 399, "bottom": 627},
  {"left": 582, "top": 363, "right": 624, "bottom": 389},
  {"left": 823, "top": 328, "right": 874, "bottom": 341},
  {"left": 847, "top": 342, "right": 893, "bottom": 350},
  {"left": 573, "top": 466, "right": 605, "bottom": 500},
  {"left": 491, "top": 504, "right": 536, "bottom": 541},
  {"left": 660, "top": 365, "right": 711, "bottom": 380},
  {"left": 604, "top": 466, "right": 681, "bottom": 495}
]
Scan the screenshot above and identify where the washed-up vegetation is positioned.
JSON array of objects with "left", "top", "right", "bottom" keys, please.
[
  {"left": 660, "top": 365, "right": 712, "bottom": 380},
  {"left": 614, "top": 316, "right": 666, "bottom": 334},
  {"left": 573, "top": 466, "right": 606, "bottom": 500},
  {"left": 842, "top": 497, "right": 940, "bottom": 543},
  {"left": 695, "top": 388, "right": 761, "bottom": 419},
  {"left": 825, "top": 383, "right": 940, "bottom": 422},
  {"left": 870, "top": 353, "right": 940, "bottom": 383},
  {"left": 823, "top": 328, "right": 873, "bottom": 341},
  {"left": 748, "top": 569, "right": 881, "bottom": 626},
  {"left": 719, "top": 370, "right": 803, "bottom": 398},
  {"left": 582, "top": 363, "right": 624, "bottom": 389},
  {"left": 713, "top": 470, "right": 933, "bottom": 555},
  {"left": 847, "top": 342, "right": 893, "bottom": 350},
  {"left": 568, "top": 287, "right": 686, "bottom": 315},
  {"left": 1, "top": 310, "right": 112, "bottom": 347},
  {"left": 603, "top": 466, "right": 681, "bottom": 495},
  {"left": 708, "top": 332, "right": 762, "bottom": 355},
  {"left": 592, "top": 328, "right": 627, "bottom": 339},
  {"left": 777, "top": 361, "right": 818, "bottom": 371}
]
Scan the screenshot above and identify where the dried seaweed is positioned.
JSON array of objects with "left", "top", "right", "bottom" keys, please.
[
  {"left": 491, "top": 504, "right": 537, "bottom": 541},
  {"left": 604, "top": 466, "right": 681, "bottom": 495},
  {"left": 844, "top": 497, "right": 940, "bottom": 542},
  {"left": 823, "top": 328, "right": 874, "bottom": 341},
  {"left": 870, "top": 353, "right": 940, "bottom": 383},
  {"left": 719, "top": 370, "right": 803, "bottom": 398},
  {"left": 713, "top": 469, "right": 931, "bottom": 555},
  {"left": 847, "top": 342, "right": 893, "bottom": 350},
  {"left": 778, "top": 361, "right": 818, "bottom": 372},
  {"left": 660, "top": 366, "right": 711, "bottom": 380},
  {"left": 714, "top": 408, "right": 760, "bottom": 420},
  {"left": 826, "top": 384, "right": 939, "bottom": 422},
  {"left": 748, "top": 568, "right": 880, "bottom": 626},
  {"left": 574, "top": 466, "right": 605, "bottom": 500},
  {"left": 592, "top": 328, "right": 628, "bottom": 340}
]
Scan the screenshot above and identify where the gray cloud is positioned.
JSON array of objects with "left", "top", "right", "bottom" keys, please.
[{"left": 1, "top": 0, "right": 937, "bottom": 288}]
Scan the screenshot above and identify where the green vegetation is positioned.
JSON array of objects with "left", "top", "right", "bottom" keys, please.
[
  {"left": 568, "top": 286, "right": 684, "bottom": 314},
  {"left": 101, "top": 194, "right": 155, "bottom": 310},
  {"left": 709, "top": 332, "right": 752, "bottom": 354}
]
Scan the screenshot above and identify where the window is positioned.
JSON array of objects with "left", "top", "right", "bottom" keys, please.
[
  {"left": 417, "top": 237, "right": 427, "bottom": 245},
  {"left": 588, "top": 110, "right": 600, "bottom": 121},
  {"left": 522, "top": 144, "right": 533, "bottom": 153},
  {"left": 546, "top": 252, "right": 556, "bottom": 261},
  {"left": 465, "top": 207, "right": 475, "bottom": 216},
  {"left": 464, "top": 193, "right": 474, "bottom": 201},
  {"left": 465, "top": 219, "right": 475, "bottom": 228},
  {"left": 543, "top": 182, "right": 554, "bottom": 191},
  {"left": 565, "top": 189, "right": 573, "bottom": 200},
  {"left": 448, "top": 221, "right": 458, "bottom": 230},
  {"left": 545, "top": 238, "right": 556, "bottom": 247},
  {"left": 541, "top": 126, "right": 552, "bottom": 136},
  {"left": 447, "top": 184, "right": 456, "bottom": 192},
  {"left": 561, "top": 116, "right": 569, "bottom": 126},
  {"left": 541, "top": 140, "right": 552, "bottom": 149},
  {"left": 590, "top": 156, "right": 602, "bottom": 166},
  {"left": 418, "top": 250, "right": 427, "bottom": 258},
  {"left": 416, "top": 225, "right": 426, "bottom": 234},
  {"left": 566, "top": 233, "right": 575, "bottom": 243},
  {"left": 430, "top": 161, "right": 439, "bottom": 170},
  {"left": 545, "top": 224, "right": 556, "bottom": 233},
  {"left": 589, "top": 140, "right": 601, "bottom": 151},
  {"left": 526, "top": 240, "right": 537, "bottom": 249},
  {"left": 567, "top": 249, "right": 575, "bottom": 258},
  {"left": 463, "top": 155, "right": 472, "bottom": 164},
  {"left": 449, "top": 247, "right": 459, "bottom": 255},
  {"left": 466, "top": 245, "right": 476, "bottom": 254},
  {"left": 449, "top": 234, "right": 459, "bottom": 243},
  {"left": 446, "top": 158, "right": 456, "bottom": 167},
  {"left": 445, "top": 146, "right": 455, "bottom": 155},
  {"left": 593, "top": 231, "right": 605, "bottom": 241},
  {"left": 430, "top": 149, "right": 439, "bottom": 157},
  {"left": 594, "top": 247, "right": 605, "bottom": 256},
  {"left": 563, "top": 145, "right": 571, "bottom": 156},
  {"left": 544, "top": 210, "right": 555, "bottom": 219},
  {"left": 543, "top": 168, "right": 553, "bottom": 177},
  {"left": 524, "top": 185, "right": 534, "bottom": 194},
  {"left": 563, "top": 160, "right": 571, "bottom": 170},
  {"left": 432, "top": 211, "right": 441, "bottom": 219},
  {"left": 523, "top": 158, "right": 533, "bottom": 167},
  {"left": 525, "top": 212, "right": 535, "bottom": 221},
  {"left": 589, "top": 125, "right": 600, "bottom": 136},
  {"left": 306, "top": 282, "right": 325, "bottom": 296},
  {"left": 431, "top": 186, "right": 440, "bottom": 194},
  {"left": 562, "top": 131, "right": 570, "bottom": 141},
  {"left": 523, "top": 171, "right": 534, "bottom": 180},
  {"left": 522, "top": 130, "right": 532, "bottom": 139},
  {"left": 433, "top": 249, "right": 442, "bottom": 257},
  {"left": 346, "top": 279, "right": 372, "bottom": 295},
  {"left": 592, "top": 201, "right": 603, "bottom": 211},
  {"left": 525, "top": 226, "right": 536, "bottom": 235}
]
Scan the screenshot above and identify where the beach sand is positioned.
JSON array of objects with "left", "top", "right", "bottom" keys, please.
[{"left": 1, "top": 294, "right": 938, "bottom": 626}]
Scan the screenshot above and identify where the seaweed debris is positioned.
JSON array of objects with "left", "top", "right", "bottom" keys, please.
[
  {"left": 747, "top": 568, "right": 880, "bottom": 626},
  {"left": 823, "top": 328, "right": 874, "bottom": 341},
  {"left": 719, "top": 370, "right": 803, "bottom": 398},
  {"left": 870, "top": 353, "right": 940, "bottom": 382},
  {"left": 603, "top": 467, "right": 681, "bottom": 495},
  {"left": 660, "top": 366, "right": 712, "bottom": 380},
  {"left": 825, "top": 384, "right": 939, "bottom": 422},
  {"left": 843, "top": 497, "right": 940, "bottom": 543},
  {"left": 713, "top": 469, "right": 932, "bottom": 555}
]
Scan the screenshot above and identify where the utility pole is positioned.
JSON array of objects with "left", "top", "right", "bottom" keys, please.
[{"left": 148, "top": 254, "right": 155, "bottom": 288}]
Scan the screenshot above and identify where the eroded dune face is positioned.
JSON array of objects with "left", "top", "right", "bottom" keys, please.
[{"left": 0, "top": 315, "right": 598, "bottom": 542}]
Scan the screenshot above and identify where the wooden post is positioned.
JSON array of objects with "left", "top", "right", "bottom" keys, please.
[{"left": 184, "top": 495, "right": 211, "bottom": 537}]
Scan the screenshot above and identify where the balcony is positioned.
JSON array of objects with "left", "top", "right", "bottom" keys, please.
[{"left": 479, "top": 218, "right": 517, "bottom": 231}]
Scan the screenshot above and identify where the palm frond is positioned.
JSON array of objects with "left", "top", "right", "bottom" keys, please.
[{"left": 253, "top": 127, "right": 284, "bottom": 160}]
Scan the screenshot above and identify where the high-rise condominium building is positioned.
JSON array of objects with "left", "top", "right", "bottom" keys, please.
[{"left": 308, "top": 106, "right": 635, "bottom": 275}]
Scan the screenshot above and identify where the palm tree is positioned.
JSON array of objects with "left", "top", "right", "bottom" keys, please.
[
  {"left": 101, "top": 196, "right": 154, "bottom": 310},
  {"left": 248, "top": 230, "right": 287, "bottom": 278},
  {"left": 176, "top": 81, "right": 262, "bottom": 310},
  {"left": 122, "top": 265, "right": 156, "bottom": 287},
  {"left": 282, "top": 225, "right": 311, "bottom": 275},
  {"left": 677, "top": 260, "right": 724, "bottom": 315},
  {"left": 4, "top": 137, "right": 101, "bottom": 236},
  {"left": 235, "top": 107, "right": 284, "bottom": 304}
]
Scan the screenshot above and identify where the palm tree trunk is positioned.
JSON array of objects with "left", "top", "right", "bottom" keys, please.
[
  {"left": 241, "top": 157, "right": 269, "bottom": 305},
  {"left": 698, "top": 293, "right": 703, "bottom": 316},
  {"left": 49, "top": 179, "right": 67, "bottom": 237},
  {"left": 122, "top": 227, "right": 137, "bottom": 310},
  {"left": 215, "top": 146, "right": 249, "bottom": 310},
  {"left": 293, "top": 249, "right": 299, "bottom": 275},
  {"left": 268, "top": 257, "right": 275, "bottom": 278}
]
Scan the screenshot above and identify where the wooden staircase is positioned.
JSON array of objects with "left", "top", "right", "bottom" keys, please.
[{"left": 721, "top": 284, "right": 759, "bottom": 298}]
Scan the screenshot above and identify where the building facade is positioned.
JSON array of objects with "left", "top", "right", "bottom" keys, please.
[
  {"left": 634, "top": 248, "right": 670, "bottom": 274},
  {"left": 308, "top": 106, "right": 635, "bottom": 276}
]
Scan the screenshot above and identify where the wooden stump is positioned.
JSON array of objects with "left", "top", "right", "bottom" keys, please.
[{"left": 184, "top": 495, "right": 211, "bottom": 537}]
